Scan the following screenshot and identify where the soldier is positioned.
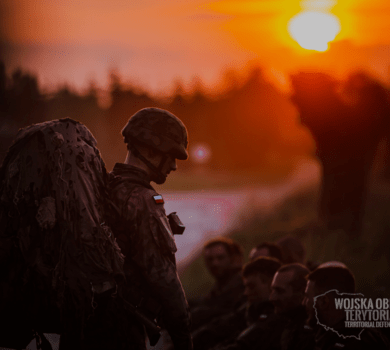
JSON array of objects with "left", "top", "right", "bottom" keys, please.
[
  {"left": 248, "top": 241, "right": 283, "bottom": 262},
  {"left": 269, "top": 263, "right": 308, "bottom": 315},
  {"left": 190, "top": 237, "right": 245, "bottom": 332},
  {"left": 276, "top": 235, "right": 306, "bottom": 265},
  {"left": 212, "top": 263, "right": 313, "bottom": 350},
  {"left": 0, "top": 119, "right": 126, "bottom": 350},
  {"left": 192, "top": 257, "right": 281, "bottom": 350},
  {"left": 242, "top": 256, "right": 281, "bottom": 324},
  {"left": 304, "top": 265, "right": 390, "bottom": 350},
  {"left": 85, "top": 108, "right": 192, "bottom": 349}
]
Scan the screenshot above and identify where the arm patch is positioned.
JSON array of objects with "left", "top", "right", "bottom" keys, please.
[{"left": 153, "top": 195, "right": 164, "bottom": 204}]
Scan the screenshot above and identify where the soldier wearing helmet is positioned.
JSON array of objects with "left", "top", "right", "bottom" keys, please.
[
  {"left": 121, "top": 107, "right": 188, "bottom": 184},
  {"left": 100, "top": 108, "right": 192, "bottom": 350}
]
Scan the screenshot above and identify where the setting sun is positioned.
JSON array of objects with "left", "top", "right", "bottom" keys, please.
[{"left": 288, "top": 11, "right": 341, "bottom": 52}]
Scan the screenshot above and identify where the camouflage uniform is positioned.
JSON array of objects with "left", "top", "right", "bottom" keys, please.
[
  {"left": 0, "top": 119, "right": 125, "bottom": 349},
  {"left": 108, "top": 162, "right": 192, "bottom": 350}
]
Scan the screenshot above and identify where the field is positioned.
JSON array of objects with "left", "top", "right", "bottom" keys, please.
[{"left": 180, "top": 179, "right": 390, "bottom": 301}]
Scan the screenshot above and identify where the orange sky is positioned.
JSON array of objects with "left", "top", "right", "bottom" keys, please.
[{"left": 1, "top": 0, "right": 390, "bottom": 94}]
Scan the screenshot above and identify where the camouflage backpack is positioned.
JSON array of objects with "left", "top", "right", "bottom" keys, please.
[{"left": 0, "top": 118, "right": 124, "bottom": 348}]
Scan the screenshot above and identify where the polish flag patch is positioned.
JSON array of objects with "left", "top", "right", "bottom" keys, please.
[{"left": 153, "top": 195, "right": 164, "bottom": 204}]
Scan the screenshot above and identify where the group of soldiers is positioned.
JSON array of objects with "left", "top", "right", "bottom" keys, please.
[
  {"left": 187, "top": 236, "right": 390, "bottom": 350},
  {"left": 0, "top": 107, "right": 192, "bottom": 350},
  {"left": 92, "top": 98, "right": 390, "bottom": 350},
  {"left": 1, "top": 105, "right": 389, "bottom": 350},
  {"left": 82, "top": 105, "right": 389, "bottom": 350}
]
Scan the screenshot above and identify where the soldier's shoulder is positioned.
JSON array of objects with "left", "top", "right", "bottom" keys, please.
[
  {"left": 109, "top": 182, "right": 160, "bottom": 222},
  {"left": 109, "top": 171, "right": 157, "bottom": 201},
  {"left": 132, "top": 186, "right": 165, "bottom": 211}
]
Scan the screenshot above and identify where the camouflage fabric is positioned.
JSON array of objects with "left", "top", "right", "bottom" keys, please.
[
  {"left": 0, "top": 119, "right": 124, "bottom": 348},
  {"left": 121, "top": 107, "right": 189, "bottom": 160},
  {"left": 108, "top": 163, "right": 192, "bottom": 350},
  {"left": 80, "top": 286, "right": 147, "bottom": 350}
]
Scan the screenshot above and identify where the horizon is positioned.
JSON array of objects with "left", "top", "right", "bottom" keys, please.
[{"left": 2, "top": 0, "right": 390, "bottom": 97}]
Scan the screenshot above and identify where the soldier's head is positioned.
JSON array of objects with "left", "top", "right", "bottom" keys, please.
[
  {"left": 203, "top": 237, "right": 242, "bottom": 281},
  {"left": 248, "top": 242, "right": 283, "bottom": 263},
  {"left": 269, "top": 263, "right": 309, "bottom": 315},
  {"left": 276, "top": 235, "right": 306, "bottom": 264},
  {"left": 242, "top": 257, "right": 282, "bottom": 304},
  {"left": 304, "top": 264, "right": 355, "bottom": 327},
  {"left": 122, "top": 107, "right": 188, "bottom": 184}
]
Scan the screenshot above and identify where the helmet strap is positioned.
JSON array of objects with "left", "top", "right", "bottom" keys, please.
[{"left": 129, "top": 143, "right": 167, "bottom": 183}]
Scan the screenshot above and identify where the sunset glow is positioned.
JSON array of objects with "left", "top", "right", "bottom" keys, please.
[
  {"left": 2, "top": 0, "right": 390, "bottom": 92},
  {"left": 288, "top": 11, "right": 341, "bottom": 52}
]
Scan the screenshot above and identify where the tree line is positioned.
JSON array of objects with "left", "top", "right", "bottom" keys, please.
[{"left": 1, "top": 61, "right": 389, "bottom": 178}]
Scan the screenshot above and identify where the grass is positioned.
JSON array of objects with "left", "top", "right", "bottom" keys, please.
[{"left": 180, "top": 182, "right": 390, "bottom": 300}]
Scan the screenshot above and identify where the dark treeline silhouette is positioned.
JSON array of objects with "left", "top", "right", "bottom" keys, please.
[
  {"left": 1, "top": 60, "right": 389, "bottom": 192},
  {"left": 291, "top": 71, "right": 390, "bottom": 237},
  {"left": 0, "top": 62, "right": 46, "bottom": 161},
  {"left": 0, "top": 62, "right": 308, "bottom": 173},
  {"left": 103, "top": 67, "right": 304, "bottom": 172}
]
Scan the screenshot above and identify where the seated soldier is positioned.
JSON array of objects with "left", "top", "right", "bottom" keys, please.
[
  {"left": 276, "top": 235, "right": 306, "bottom": 265},
  {"left": 276, "top": 234, "right": 320, "bottom": 271},
  {"left": 304, "top": 265, "right": 390, "bottom": 350},
  {"left": 248, "top": 242, "right": 283, "bottom": 263},
  {"left": 190, "top": 237, "right": 245, "bottom": 331},
  {"left": 243, "top": 257, "right": 281, "bottom": 324},
  {"left": 193, "top": 257, "right": 281, "bottom": 350},
  {"left": 212, "top": 263, "right": 314, "bottom": 350}
]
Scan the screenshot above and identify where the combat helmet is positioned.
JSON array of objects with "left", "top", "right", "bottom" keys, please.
[{"left": 122, "top": 107, "right": 188, "bottom": 160}]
